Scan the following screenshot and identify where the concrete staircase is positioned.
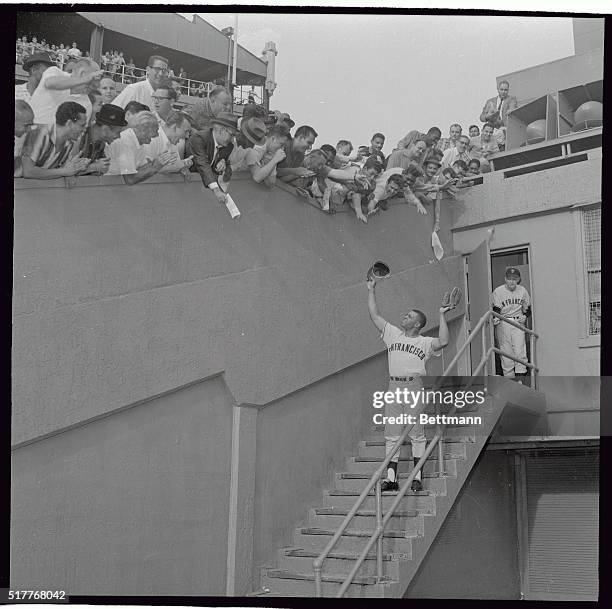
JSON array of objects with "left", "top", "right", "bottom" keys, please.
[{"left": 256, "top": 379, "right": 545, "bottom": 597}]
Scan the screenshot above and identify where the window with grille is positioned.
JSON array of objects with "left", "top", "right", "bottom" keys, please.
[{"left": 582, "top": 207, "right": 601, "bottom": 335}]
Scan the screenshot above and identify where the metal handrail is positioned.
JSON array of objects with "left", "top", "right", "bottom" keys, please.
[{"left": 313, "top": 308, "right": 538, "bottom": 596}]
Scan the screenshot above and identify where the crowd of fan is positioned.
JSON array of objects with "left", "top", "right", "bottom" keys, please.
[
  {"left": 16, "top": 35, "right": 219, "bottom": 96},
  {"left": 15, "top": 51, "right": 517, "bottom": 230}
]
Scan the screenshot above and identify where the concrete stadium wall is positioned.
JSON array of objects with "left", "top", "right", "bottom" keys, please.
[
  {"left": 572, "top": 18, "right": 605, "bottom": 55},
  {"left": 452, "top": 154, "right": 601, "bottom": 229},
  {"left": 11, "top": 375, "right": 234, "bottom": 595},
  {"left": 405, "top": 450, "right": 520, "bottom": 599},
  {"left": 13, "top": 173, "right": 464, "bottom": 446}
]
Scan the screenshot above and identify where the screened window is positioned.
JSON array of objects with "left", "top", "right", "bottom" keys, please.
[{"left": 582, "top": 207, "right": 601, "bottom": 335}]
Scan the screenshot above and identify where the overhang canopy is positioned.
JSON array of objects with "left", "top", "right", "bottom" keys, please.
[{"left": 16, "top": 11, "right": 267, "bottom": 86}]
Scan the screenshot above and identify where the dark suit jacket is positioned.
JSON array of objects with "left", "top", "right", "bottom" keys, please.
[
  {"left": 186, "top": 128, "right": 234, "bottom": 188},
  {"left": 480, "top": 95, "right": 518, "bottom": 128}
]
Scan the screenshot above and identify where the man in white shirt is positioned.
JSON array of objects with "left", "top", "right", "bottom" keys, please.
[
  {"left": 437, "top": 123, "right": 463, "bottom": 153},
  {"left": 367, "top": 274, "right": 451, "bottom": 493},
  {"left": 441, "top": 134, "right": 472, "bottom": 168},
  {"left": 15, "top": 52, "right": 56, "bottom": 103},
  {"left": 141, "top": 111, "right": 193, "bottom": 174},
  {"left": 66, "top": 42, "right": 82, "bottom": 59},
  {"left": 28, "top": 58, "right": 102, "bottom": 126},
  {"left": 112, "top": 55, "right": 170, "bottom": 111},
  {"left": 106, "top": 110, "right": 175, "bottom": 184}
]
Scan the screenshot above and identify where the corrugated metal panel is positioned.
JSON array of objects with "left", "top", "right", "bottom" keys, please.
[{"left": 525, "top": 451, "right": 599, "bottom": 600}]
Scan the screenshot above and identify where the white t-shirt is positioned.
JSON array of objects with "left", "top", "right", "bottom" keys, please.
[
  {"left": 28, "top": 66, "right": 92, "bottom": 126},
  {"left": 141, "top": 126, "right": 184, "bottom": 173},
  {"left": 112, "top": 79, "right": 155, "bottom": 111},
  {"left": 107, "top": 128, "right": 148, "bottom": 175},
  {"left": 381, "top": 323, "right": 440, "bottom": 377},
  {"left": 491, "top": 285, "right": 530, "bottom": 319},
  {"left": 29, "top": 66, "right": 71, "bottom": 125}
]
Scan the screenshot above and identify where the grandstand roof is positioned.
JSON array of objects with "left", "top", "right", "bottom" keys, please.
[{"left": 16, "top": 11, "right": 267, "bottom": 86}]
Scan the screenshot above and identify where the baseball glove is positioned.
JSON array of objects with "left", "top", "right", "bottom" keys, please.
[{"left": 441, "top": 286, "right": 462, "bottom": 310}]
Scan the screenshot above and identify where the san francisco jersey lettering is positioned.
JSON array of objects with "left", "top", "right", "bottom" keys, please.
[
  {"left": 381, "top": 323, "right": 440, "bottom": 376},
  {"left": 491, "top": 284, "right": 530, "bottom": 318}
]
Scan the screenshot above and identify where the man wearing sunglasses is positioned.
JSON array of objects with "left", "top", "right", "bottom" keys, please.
[{"left": 112, "top": 55, "right": 170, "bottom": 111}]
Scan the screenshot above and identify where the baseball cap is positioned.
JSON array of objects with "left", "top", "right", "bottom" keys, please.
[{"left": 505, "top": 267, "right": 521, "bottom": 279}]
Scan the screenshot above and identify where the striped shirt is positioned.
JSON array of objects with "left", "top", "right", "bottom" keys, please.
[{"left": 22, "top": 124, "right": 78, "bottom": 169}]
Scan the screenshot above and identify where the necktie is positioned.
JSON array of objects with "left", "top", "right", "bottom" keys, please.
[
  {"left": 498, "top": 97, "right": 503, "bottom": 113},
  {"left": 212, "top": 145, "right": 221, "bottom": 168}
]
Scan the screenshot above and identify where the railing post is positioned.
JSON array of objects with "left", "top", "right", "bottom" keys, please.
[
  {"left": 375, "top": 478, "right": 383, "bottom": 581},
  {"left": 314, "top": 563, "right": 322, "bottom": 597},
  {"left": 481, "top": 320, "right": 488, "bottom": 376},
  {"left": 437, "top": 388, "right": 445, "bottom": 477},
  {"left": 530, "top": 333, "right": 537, "bottom": 388}
]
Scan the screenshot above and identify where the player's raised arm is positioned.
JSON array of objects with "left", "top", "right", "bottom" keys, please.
[
  {"left": 367, "top": 280, "right": 387, "bottom": 332},
  {"left": 432, "top": 287, "right": 461, "bottom": 351},
  {"left": 431, "top": 307, "right": 450, "bottom": 351}
]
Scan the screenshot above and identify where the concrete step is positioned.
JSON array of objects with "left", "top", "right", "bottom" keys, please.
[
  {"left": 345, "top": 455, "right": 460, "bottom": 476},
  {"left": 261, "top": 568, "right": 388, "bottom": 598},
  {"left": 334, "top": 473, "right": 447, "bottom": 496},
  {"left": 358, "top": 440, "right": 467, "bottom": 460},
  {"left": 278, "top": 547, "right": 402, "bottom": 578},
  {"left": 365, "top": 426, "right": 477, "bottom": 442},
  {"left": 372, "top": 420, "right": 478, "bottom": 433},
  {"left": 293, "top": 526, "right": 417, "bottom": 554},
  {"left": 323, "top": 488, "right": 436, "bottom": 513},
  {"left": 308, "top": 506, "right": 426, "bottom": 536}
]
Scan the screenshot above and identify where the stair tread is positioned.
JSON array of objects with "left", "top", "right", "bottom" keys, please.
[
  {"left": 363, "top": 439, "right": 471, "bottom": 446},
  {"left": 352, "top": 455, "right": 463, "bottom": 462},
  {"left": 283, "top": 547, "right": 392, "bottom": 561},
  {"left": 266, "top": 568, "right": 378, "bottom": 585},
  {"left": 339, "top": 472, "right": 448, "bottom": 480},
  {"left": 328, "top": 488, "right": 430, "bottom": 496},
  {"left": 301, "top": 526, "right": 418, "bottom": 538},
  {"left": 315, "top": 507, "right": 419, "bottom": 517}
]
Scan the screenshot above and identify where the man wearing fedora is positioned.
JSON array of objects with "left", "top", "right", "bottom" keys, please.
[
  {"left": 185, "top": 112, "right": 238, "bottom": 205},
  {"left": 15, "top": 51, "right": 56, "bottom": 103},
  {"left": 77, "top": 104, "right": 127, "bottom": 175},
  {"left": 227, "top": 117, "right": 267, "bottom": 171}
]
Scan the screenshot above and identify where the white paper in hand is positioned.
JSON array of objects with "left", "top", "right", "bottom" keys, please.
[
  {"left": 431, "top": 231, "right": 444, "bottom": 260},
  {"left": 225, "top": 194, "right": 241, "bottom": 219}
]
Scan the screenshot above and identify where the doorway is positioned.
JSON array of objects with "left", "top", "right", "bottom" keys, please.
[{"left": 490, "top": 248, "right": 533, "bottom": 376}]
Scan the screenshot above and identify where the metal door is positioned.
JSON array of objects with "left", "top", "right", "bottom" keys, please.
[{"left": 466, "top": 238, "right": 493, "bottom": 373}]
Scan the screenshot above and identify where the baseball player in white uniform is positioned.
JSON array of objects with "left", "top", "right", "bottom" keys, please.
[
  {"left": 367, "top": 277, "right": 452, "bottom": 492},
  {"left": 491, "top": 267, "right": 531, "bottom": 378}
]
